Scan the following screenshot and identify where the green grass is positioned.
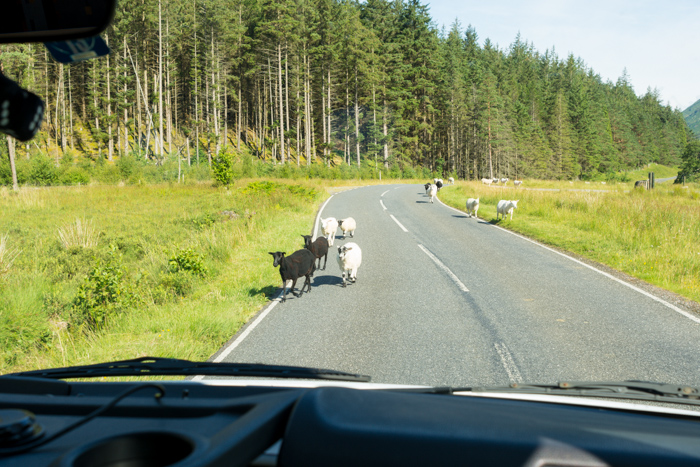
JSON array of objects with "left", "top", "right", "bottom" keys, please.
[
  {"left": 440, "top": 181, "right": 700, "bottom": 303},
  {"left": 0, "top": 180, "right": 328, "bottom": 373},
  {"left": 0, "top": 177, "right": 421, "bottom": 374}
]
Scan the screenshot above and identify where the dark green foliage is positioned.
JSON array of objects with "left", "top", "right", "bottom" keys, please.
[
  {"left": 212, "top": 150, "right": 235, "bottom": 186},
  {"left": 676, "top": 140, "right": 700, "bottom": 183},
  {"left": 168, "top": 248, "right": 207, "bottom": 277},
  {"left": 0, "top": 0, "right": 692, "bottom": 186},
  {"left": 72, "top": 247, "right": 136, "bottom": 331}
]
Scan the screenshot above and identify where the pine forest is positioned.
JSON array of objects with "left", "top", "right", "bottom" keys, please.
[{"left": 0, "top": 0, "right": 695, "bottom": 185}]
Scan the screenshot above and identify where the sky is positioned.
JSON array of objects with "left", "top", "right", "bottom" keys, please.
[{"left": 425, "top": 0, "right": 700, "bottom": 111}]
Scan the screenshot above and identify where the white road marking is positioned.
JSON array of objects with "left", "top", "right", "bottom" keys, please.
[
  {"left": 381, "top": 189, "right": 390, "bottom": 197},
  {"left": 418, "top": 244, "right": 469, "bottom": 293},
  {"left": 312, "top": 194, "right": 335, "bottom": 241},
  {"left": 494, "top": 342, "right": 523, "bottom": 383},
  {"left": 192, "top": 294, "right": 284, "bottom": 380},
  {"left": 194, "top": 193, "right": 337, "bottom": 380},
  {"left": 380, "top": 199, "right": 387, "bottom": 211},
  {"left": 390, "top": 214, "right": 409, "bottom": 232},
  {"left": 434, "top": 195, "right": 700, "bottom": 325}
]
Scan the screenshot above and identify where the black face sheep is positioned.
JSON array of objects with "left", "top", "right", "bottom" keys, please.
[
  {"left": 268, "top": 249, "right": 316, "bottom": 302},
  {"left": 302, "top": 234, "right": 329, "bottom": 270},
  {"left": 435, "top": 179, "right": 443, "bottom": 191},
  {"left": 424, "top": 182, "right": 431, "bottom": 194},
  {"left": 338, "top": 217, "right": 356, "bottom": 238}
]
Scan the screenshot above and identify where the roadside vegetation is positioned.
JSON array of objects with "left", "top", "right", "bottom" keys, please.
[
  {"left": 439, "top": 179, "right": 700, "bottom": 304},
  {"left": 0, "top": 179, "right": 335, "bottom": 374}
]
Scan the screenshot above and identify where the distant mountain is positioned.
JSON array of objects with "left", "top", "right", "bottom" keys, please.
[{"left": 683, "top": 99, "right": 700, "bottom": 138}]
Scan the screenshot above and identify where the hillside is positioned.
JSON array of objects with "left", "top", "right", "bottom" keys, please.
[{"left": 684, "top": 99, "right": 700, "bottom": 138}]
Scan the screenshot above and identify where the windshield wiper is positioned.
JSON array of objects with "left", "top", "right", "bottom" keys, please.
[
  {"left": 5, "top": 357, "right": 371, "bottom": 382},
  {"left": 459, "top": 381, "right": 700, "bottom": 407}
]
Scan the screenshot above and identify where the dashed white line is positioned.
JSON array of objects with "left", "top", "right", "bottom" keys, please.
[
  {"left": 417, "top": 244, "right": 469, "bottom": 293},
  {"left": 381, "top": 189, "right": 390, "bottom": 197},
  {"left": 390, "top": 214, "right": 409, "bottom": 232},
  {"left": 380, "top": 200, "right": 387, "bottom": 211},
  {"left": 494, "top": 342, "right": 523, "bottom": 383},
  {"left": 434, "top": 195, "right": 700, "bottom": 325}
]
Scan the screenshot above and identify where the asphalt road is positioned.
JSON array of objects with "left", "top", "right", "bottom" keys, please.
[{"left": 214, "top": 184, "right": 700, "bottom": 388}]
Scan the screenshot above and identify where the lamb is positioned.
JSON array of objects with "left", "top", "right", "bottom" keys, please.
[
  {"left": 465, "top": 197, "right": 479, "bottom": 218},
  {"left": 448, "top": 177, "right": 454, "bottom": 184},
  {"left": 513, "top": 180, "right": 523, "bottom": 188},
  {"left": 269, "top": 249, "right": 316, "bottom": 302},
  {"left": 320, "top": 217, "right": 339, "bottom": 246},
  {"left": 428, "top": 184, "right": 438, "bottom": 203},
  {"left": 337, "top": 242, "right": 362, "bottom": 287},
  {"left": 338, "top": 217, "right": 356, "bottom": 238},
  {"left": 496, "top": 200, "right": 519, "bottom": 220},
  {"left": 302, "top": 235, "right": 329, "bottom": 270}
]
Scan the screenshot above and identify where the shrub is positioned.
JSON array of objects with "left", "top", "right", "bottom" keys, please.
[
  {"left": 212, "top": 149, "right": 235, "bottom": 186},
  {"left": 168, "top": 248, "right": 207, "bottom": 277},
  {"left": 72, "top": 247, "right": 135, "bottom": 330},
  {"left": 28, "top": 154, "right": 58, "bottom": 186}
]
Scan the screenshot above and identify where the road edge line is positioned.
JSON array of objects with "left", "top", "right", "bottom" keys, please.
[
  {"left": 195, "top": 193, "right": 336, "bottom": 377},
  {"left": 434, "top": 193, "right": 700, "bottom": 325}
]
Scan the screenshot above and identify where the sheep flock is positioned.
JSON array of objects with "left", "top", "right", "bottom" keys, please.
[{"left": 270, "top": 215, "right": 363, "bottom": 302}]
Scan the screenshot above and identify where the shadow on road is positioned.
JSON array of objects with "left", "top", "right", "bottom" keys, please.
[{"left": 312, "top": 274, "right": 344, "bottom": 287}]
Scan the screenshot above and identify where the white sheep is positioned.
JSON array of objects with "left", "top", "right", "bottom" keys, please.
[
  {"left": 320, "top": 217, "right": 339, "bottom": 246},
  {"left": 500, "top": 178, "right": 509, "bottom": 185},
  {"left": 428, "top": 184, "right": 438, "bottom": 203},
  {"left": 338, "top": 217, "right": 356, "bottom": 238},
  {"left": 448, "top": 177, "right": 454, "bottom": 184},
  {"left": 496, "top": 200, "right": 519, "bottom": 220},
  {"left": 337, "top": 242, "right": 362, "bottom": 287},
  {"left": 481, "top": 178, "right": 492, "bottom": 186},
  {"left": 466, "top": 198, "right": 479, "bottom": 218},
  {"left": 513, "top": 180, "right": 522, "bottom": 188}
]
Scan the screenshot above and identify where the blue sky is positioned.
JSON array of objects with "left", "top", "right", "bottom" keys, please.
[{"left": 425, "top": 0, "right": 700, "bottom": 111}]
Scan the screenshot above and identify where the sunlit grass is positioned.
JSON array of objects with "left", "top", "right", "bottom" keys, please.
[{"left": 440, "top": 180, "right": 700, "bottom": 303}]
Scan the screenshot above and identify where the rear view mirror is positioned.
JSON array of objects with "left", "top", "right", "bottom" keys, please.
[{"left": 0, "top": 0, "right": 116, "bottom": 43}]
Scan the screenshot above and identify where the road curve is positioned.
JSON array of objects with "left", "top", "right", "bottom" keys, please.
[{"left": 212, "top": 184, "right": 700, "bottom": 388}]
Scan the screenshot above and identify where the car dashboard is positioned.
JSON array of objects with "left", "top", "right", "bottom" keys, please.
[{"left": 1, "top": 379, "right": 700, "bottom": 466}]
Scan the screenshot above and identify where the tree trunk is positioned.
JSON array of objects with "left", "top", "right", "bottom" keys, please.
[
  {"left": 278, "top": 42, "right": 285, "bottom": 163},
  {"left": 355, "top": 66, "right": 360, "bottom": 168},
  {"left": 158, "top": 0, "right": 164, "bottom": 158}
]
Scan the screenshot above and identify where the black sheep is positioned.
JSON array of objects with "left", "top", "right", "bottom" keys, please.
[
  {"left": 268, "top": 249, "right": 316, "bottom": 302},
  {"left": 302, "top": 234, "right": 329, "bottom": 270}
]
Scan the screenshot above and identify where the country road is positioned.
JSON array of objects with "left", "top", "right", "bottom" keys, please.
[{"left": 209, "top": 184, "right": 700, "bottom": 388}]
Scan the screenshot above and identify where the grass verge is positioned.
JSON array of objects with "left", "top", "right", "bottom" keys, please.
[{"left": 439, "top": 181, "right": 700, "bottom": 304}]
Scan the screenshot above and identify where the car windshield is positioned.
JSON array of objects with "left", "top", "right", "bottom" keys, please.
[{"left": 0, "top": 0, "right": 699, "bottom": 395}]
